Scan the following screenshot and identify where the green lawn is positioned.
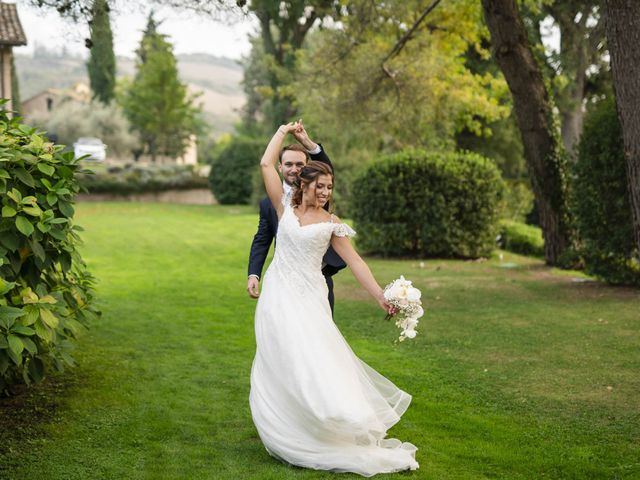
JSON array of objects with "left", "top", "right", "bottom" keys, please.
[{"left": 1, "top": 202, "right": 639, "bottom": 479}]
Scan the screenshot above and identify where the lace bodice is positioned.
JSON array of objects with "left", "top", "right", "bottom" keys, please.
[{"left": 268, "top": 203, "right": 355, "bottom": 292}]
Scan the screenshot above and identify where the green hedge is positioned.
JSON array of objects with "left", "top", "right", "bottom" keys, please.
[
  {"left": 351, "top": 149, "right": 504, "bottom": 258},
  {"left": 498, "top": 220, "right": 544, "bottom": 257},
  {"left": 209, "top": 136, "right": 265, "bottom": 205},
  {"left": 573, "top": 99, "right": 640, "bottom": 285},
  {"left": 77, "top": 163, "right": 208, "bottom": 195},
  {"left": 0, "top": 107, "right": 100, "bottom": 394}
]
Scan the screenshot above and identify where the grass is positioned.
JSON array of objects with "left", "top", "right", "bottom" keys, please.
[{"left": 1, "top": 202, "right": 639, "bottom": 480}]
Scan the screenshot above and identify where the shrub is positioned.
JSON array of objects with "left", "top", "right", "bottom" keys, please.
[
  {"left": 26, "top": 99, "right": 140, "bottom": 158},
  {"left": 77, "top": 163, "right": 209, "bottom": 195},
  {"left": 0, "top": 106, "right": 100, "bottom": 394},
  {"left": 209, "top": 136, "right": 265, "bottom": 205},
  {"left": 351, "top": 149, "right": 504, "bottom": 258},
  {"left": 573, "top": 99, "right": 640, "bottom": 285},
  {"left": 497, "top": 220, "right": 544, "bottom": 257}
]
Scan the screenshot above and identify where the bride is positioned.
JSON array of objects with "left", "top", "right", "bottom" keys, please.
[{"left": 249, "top": 122, "right": 419, "bottom": 476}]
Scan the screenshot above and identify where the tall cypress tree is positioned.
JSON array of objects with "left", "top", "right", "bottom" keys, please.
[
  {"left": 122, "top": 12, "right": 201, "bottom": 162},
  {"left": 87, "top": 0, "right": 116, "bottom": 104}
]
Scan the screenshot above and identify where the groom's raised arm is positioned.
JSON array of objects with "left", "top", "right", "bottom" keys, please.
[
  {"left": 309, "top": 144, "right": 333, "bottom": 172},
  {"left": 293, "top": 121, "right": 333, "bottom": 172}
]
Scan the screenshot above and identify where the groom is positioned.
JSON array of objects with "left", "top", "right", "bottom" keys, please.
[{"left": 246, "top": 122, "right": 346, "bottom": 314}]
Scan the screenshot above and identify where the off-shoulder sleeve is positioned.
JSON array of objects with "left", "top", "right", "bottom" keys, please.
[{"left": 332, "top": 222, "right": 357, "bottom": 238}]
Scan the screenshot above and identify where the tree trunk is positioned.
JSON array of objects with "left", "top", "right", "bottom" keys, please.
[
  {"left": 549, "top": 4, "right": 591, "bottom": 155},
  {"left": 604, "top": 0, "right": 640, "bottom": 255},
  {"left": 481, "top": 0, "right": 572, "bottom": 265},
  {"left": 558, "top": 15, "right": 587, "bottom": 154}
]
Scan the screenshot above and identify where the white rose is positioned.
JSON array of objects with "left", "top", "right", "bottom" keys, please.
[
  {"left": 414, "top": 306, "right": 424, "bottom": 319},
  {"left": 407, "top": 287, "right": 421, "bottom": 302},
  {"left": 402, "top": 329, "right": 417, "bottom": 339}
]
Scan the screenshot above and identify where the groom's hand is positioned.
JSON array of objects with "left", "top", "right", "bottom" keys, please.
[
  {"left": 247, "top": 276, "right": 260, "bottom": 298},
  {"left": 292, "top": 120, "right": 318, "bottom": 151}
]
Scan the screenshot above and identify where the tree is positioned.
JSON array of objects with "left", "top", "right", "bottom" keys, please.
[
  {"left": 241, "top": 0, "right": 339, "bottom": 132},
  {"left": 539, "top": 2, "right": 607, "bottom": 154},
  {"left": 121, "top": 13, "right": 202, "bottom": 162},
  {"left": 481, "top": 0, "right": 573, "bottom": 266},
  {"left": 87, "top": 0, "right": 116, "bottom": 104},
  {"left": 603, "top": 0, "right": 640, "bottom": 255}
]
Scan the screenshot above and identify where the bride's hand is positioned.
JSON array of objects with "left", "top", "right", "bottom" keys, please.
[
  {"left": 277, "top": 122, "right": 297, "bottom": 136},
  {"left": 377, "top": 295, "right": 397, "bottom": 317}
]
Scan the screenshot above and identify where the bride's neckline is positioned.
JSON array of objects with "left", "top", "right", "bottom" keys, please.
[{"left": 291, "top": 205, "right": 333, "bottom": 228}]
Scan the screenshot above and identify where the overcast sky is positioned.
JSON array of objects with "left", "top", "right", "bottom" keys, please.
[
  {"left": 12, "top": 1, "right": 560, "bottom": 61},
  {"left": 13, "top": 0, "right": 257, "bottom": 59}
]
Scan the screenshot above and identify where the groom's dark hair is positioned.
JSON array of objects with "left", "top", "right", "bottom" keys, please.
[{"left": 279, "top": 144, "right": 310, "bottom": 163}]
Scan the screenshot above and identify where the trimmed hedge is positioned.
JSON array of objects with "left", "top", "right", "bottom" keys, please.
[
  {"left": 77, "top": 163, "right": 208, "bottom": 195},
  {"left": 351, "top": 149, "right": 504, "bottom": 258},
  {"left": 498, "top": 220, "right": 544, "bottom": 257},
  {"left": 573, "top": 99, "right": 640, "bottom": 285},
  {"left": 209, "top": 136, "right": 265, "bottom": 205},
  {"left": 0, "top": 107, "right": 100, "bottom": 394}
]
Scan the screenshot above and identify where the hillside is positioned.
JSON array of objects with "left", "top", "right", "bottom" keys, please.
[{"left": 14, "top": 50, "right": 245, "bottom": 136}]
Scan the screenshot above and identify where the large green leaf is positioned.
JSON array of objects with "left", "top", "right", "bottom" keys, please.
[
  {"left": 7, "top": 188, "right": 22, "bottom": 203},
  {"left": 15, "top": 215, "right": 34, "bottom": 236},
  {"left": 21, "top": 336, "right": 36, "bottom": 354},
  {"left": 34, "top": 319, "right": 52, "bottom": 342},
  {"left": 15, "top": 167, "right": 35, "bottom": 187},
  {"left": 12, "top": 325, "right": 35, "bottom": 336},
  {"left": 7, "top": 345, "right": 21, "bottom": 366},
  {"left": 30, "top": 239, "right": 46, "bottom": 261},
  {"left": 37, "top": 164, "right": 55, "bottom": 176},
  {"left": 39, "top": 308, "right": 59, "bottom": 328},
  {"left": 46, "top": 192, "right": 58, "bottom": 206},
  {"left": 23, "top": 206, "right": 42, "bottom": 217},
  {"left": 0, "top": 306, "right": 24, "bottom": 324},
  {"left": 37, "top": 221, "right": 51, "bottom": 233},
  {"left": 2, "top": 205, "right": 16, "bottom": 217},
  {"left": 20, "top": 306, "right": 39, "bottom": 326},
  {"left": 0, "top": 278, "right": 15, "bottom": 295},
  {"left": 58, "top": 200, "right": 75, "bottom": 218},
  {"left": 7, "top": 334, "right": 24, "bottom": 356}
]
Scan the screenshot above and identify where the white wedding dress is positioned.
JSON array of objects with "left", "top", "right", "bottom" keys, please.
[{"left": 249, "top": 201, "right": 419, "bottom": 477}]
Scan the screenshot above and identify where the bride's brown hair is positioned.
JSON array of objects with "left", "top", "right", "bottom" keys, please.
[{"left": 291, "top": 161, "right": 334, "bottom": 210}]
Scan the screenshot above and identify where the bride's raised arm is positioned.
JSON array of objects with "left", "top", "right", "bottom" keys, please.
[{"left": 260, "top": 123, "right": 297, "bottom": 218}]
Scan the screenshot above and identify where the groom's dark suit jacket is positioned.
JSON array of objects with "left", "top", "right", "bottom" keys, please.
[{"left": 248, "top": 145, "right": 346, "bottom": 314}]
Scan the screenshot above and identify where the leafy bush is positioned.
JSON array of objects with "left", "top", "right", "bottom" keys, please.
[
  {"left": 497, "top": 220, "right": 544, "bottom": 257},
  {"left": 77, "top": 163, "right": 208, "bottom": 195},
  {"left": 0, "top": 106, "right": 100, "bottom": 394},
  {"left": 351, "top": 149, "right": 504, "bottom": 258},
  {"left": 209, "top": 136, "right": 265, "bottom": 205},
  {"left": 573, "top": 99, "right": 640, "bottom": 285},
  {"left": 26, "top": 99, "right": 140, "bottom": 158}
]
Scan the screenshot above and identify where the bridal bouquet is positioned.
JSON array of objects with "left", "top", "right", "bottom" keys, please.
[{"left": 383, "top": 276, "right": 423, "bottom": 341}]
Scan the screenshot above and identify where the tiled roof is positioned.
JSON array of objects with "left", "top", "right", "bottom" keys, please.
[{"left": 0, "top": 3, "right": 27, "bottom": 46}]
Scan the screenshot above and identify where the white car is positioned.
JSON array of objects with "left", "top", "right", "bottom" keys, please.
[{"left": 74, "top": 137, "right": 107, "bottom": 161}]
